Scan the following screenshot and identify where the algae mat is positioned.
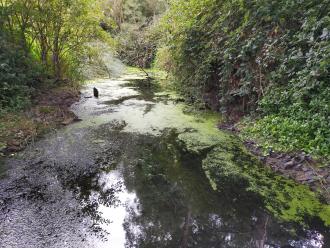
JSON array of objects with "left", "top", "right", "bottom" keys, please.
[{"left": 0, "top": 70, "right": 329, "bottom": 247}]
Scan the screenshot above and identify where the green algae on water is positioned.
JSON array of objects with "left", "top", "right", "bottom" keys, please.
[
  {"left": 201, "top": 143, "right": 330, "bottom": 227},
  {"left": 167, "top": 105, "right": 330, "bottom": 227},
  {"left": 80, "top": 70, "right": 330, "bottom": 228}
]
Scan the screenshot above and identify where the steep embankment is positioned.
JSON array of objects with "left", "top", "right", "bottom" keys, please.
[{"left": 156, "top": 0, "right": 330, "bottom": 160}]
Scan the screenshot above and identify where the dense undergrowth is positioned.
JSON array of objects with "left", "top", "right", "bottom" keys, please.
[
  {"left": 155, "top": 0, "right": 330, "bottom": 158},
  {"left": 0, "top": 0, "right": 110, "bottom": 153},
  {"left": 100, "top": 0, "right": 166, "bottom": 70},
  {"left": 0, "top": 0, "right": 108, "bottom": 112},
  {"left": 0, "top": 32, "right": 43, "bottom": 112}
]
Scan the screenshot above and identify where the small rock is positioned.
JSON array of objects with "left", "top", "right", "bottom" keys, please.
[
  {"left": 306, "top": 178, "right": 317, "bottom": 183},
  {"left": 283, "top": 155, "right": 291, "bottom": 162},
  {"left": 137, "top": 159, "right": 144, "bottom": 167},
  {"left": 73, "top": 118, "right": 82, "bottom": 122},
  {"left": 61, "top": 117, "right": 75, "bottom": 125},
  {"left": 305, "top": 155, "right": 313, "bottom": 163},
  {"left": 6, "top": 145, "right": 21, "bottom": 153},
  {"left": 294, "top": 155, "right": 305, "bottom": 163},
  {"left": 296, "top": 171, "right": 314, "bottom": 182},
  {"left": 283, "top": 160, "right": 295, "bottom": 169},
  {"left": 8, "top": 140, "right": 20, "bottom": 147},
  {"left": 325, "top": 176, "right": 330, "bottom": 184},
  {"left": 276, "top": 154, "right": 284, "bottom": 159}
]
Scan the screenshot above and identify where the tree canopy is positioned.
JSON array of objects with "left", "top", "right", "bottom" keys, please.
[
  {"left": 0, "top": 0, "right": 106, "bottom": 79},
  {"left": 0, "top": 0, "right": 110, "bottom": 110}
]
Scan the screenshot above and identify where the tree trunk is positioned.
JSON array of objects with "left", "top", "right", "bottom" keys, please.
[
  {"left": 40, "top": 36, "right": 48, "bottom": 66},
  {"left": 253, "top": 212, "right": 269, "bottom": 248},
  {"left": 53, "top": 51, "right": 61, "bottom": 79},
  {"left": 53, "top": 27, "right": 61, "bottom": 79}
]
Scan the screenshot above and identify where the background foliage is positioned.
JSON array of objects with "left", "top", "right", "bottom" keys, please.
[
  {"left": 0, "top": 32, "right": 42, "bottom": 111},
  {"left": 156, "top": 0, "right": 330, "bottom": 157},
  {"left": 104, "top": 0, "right": 167, "bottom": 68},
  {"left": 0, "top": 0, "right": 107, "bottom": 111},
  {"left": 1, "top": 0, "right": 329, "bottom": 157}
]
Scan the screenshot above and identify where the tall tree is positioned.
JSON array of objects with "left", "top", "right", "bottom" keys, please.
[{"left": 1, "top": 0, "right": 106, "bottom": 79}]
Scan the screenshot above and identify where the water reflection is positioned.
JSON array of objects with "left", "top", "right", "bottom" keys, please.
[
  {"left": 1, "top": 71, "right": 328, "bottom": 248},
  {"left": 72, "top": 129, "right": 327, "bottom": 248},
  {"left": 97, "top": 173, "right": 141, "bottom": 246},
  {"left": 252, "top": 212, "right": 269, "bottom": 248},
  {"left": 71, "top": 72, "right": 329, "bottom": 247}
]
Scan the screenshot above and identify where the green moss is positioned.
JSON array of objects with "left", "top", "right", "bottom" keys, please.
[
  {"left": 261, "top": 181, "right": 326, "bottom": 224},
  {"left": 202, "top": 144, "right": 330, "bottom": 226},
  {"left": 202, "top": 147, "right": 247, "bottom": 190},
  {"left": 176, "top": 110, "right": 231, "bottom": 154}
]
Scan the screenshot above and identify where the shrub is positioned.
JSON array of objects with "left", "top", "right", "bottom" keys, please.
[
  {"left": 0, "top": 32, "right": 43, "bottom": 111},
  {"left": 156, "top": 0, "right": 330, "bottom": 157}
]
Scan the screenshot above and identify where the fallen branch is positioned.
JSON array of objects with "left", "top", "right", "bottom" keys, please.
[{"left": 139, "top": 66, "right": 150, "bottom": 78}]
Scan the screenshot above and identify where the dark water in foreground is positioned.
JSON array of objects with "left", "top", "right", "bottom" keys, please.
[{"left": 0, "top": 71, "right": 329, "bottom": 248}]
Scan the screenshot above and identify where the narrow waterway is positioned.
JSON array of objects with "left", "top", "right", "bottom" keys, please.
[{"left": 0, "top": 69, "right": 329, "bottom": 248}]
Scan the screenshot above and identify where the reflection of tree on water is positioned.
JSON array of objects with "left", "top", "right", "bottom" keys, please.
[
  {"left": 252, "top": 211, "right": 269, "bottom": 248},
  {"left": 74, "top": 130, "right": 324, "bottom": 247},
  {"left": 116, "top": 132, "right": 295, "bottom": 247},
  {"left": 180, "top": 205, "right": 192, "bottom": 248}
]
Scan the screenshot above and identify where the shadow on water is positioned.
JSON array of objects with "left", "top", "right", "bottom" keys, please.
[
  {"left": 70, "top": 126, "right": 328, "bottom": 248},
  {"left": 0, "top": 72, "right": 329, "bottom": 248},
  {"left": 122, "top": 78, "right": 161, "bottom": 97}
]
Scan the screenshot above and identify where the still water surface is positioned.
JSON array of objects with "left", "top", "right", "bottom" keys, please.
[{"left": 0, "top": 71, "right": 328, "bottom": 247}]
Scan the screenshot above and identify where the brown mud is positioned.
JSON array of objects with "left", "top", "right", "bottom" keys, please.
[
  {"left": 219, "top": 122, "right": 330, "bottom": 203},
  {"left": 1, "top": 87, "right": 80, "bottom": 154}
]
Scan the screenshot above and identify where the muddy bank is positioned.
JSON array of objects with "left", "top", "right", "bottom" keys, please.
[
  {"left": 244, "top": 140, "right": 330, "bottom": 202},
  {"left": 219, "top": 122, "right": 330, "bottom": 203},
  {"left": 0, "top": 87, "right": 80, "bottom": 155}
]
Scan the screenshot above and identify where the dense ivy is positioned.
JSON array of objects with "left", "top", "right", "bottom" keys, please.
[{"left": 157, "top": 0, "right": 330, "bottom": 157}]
